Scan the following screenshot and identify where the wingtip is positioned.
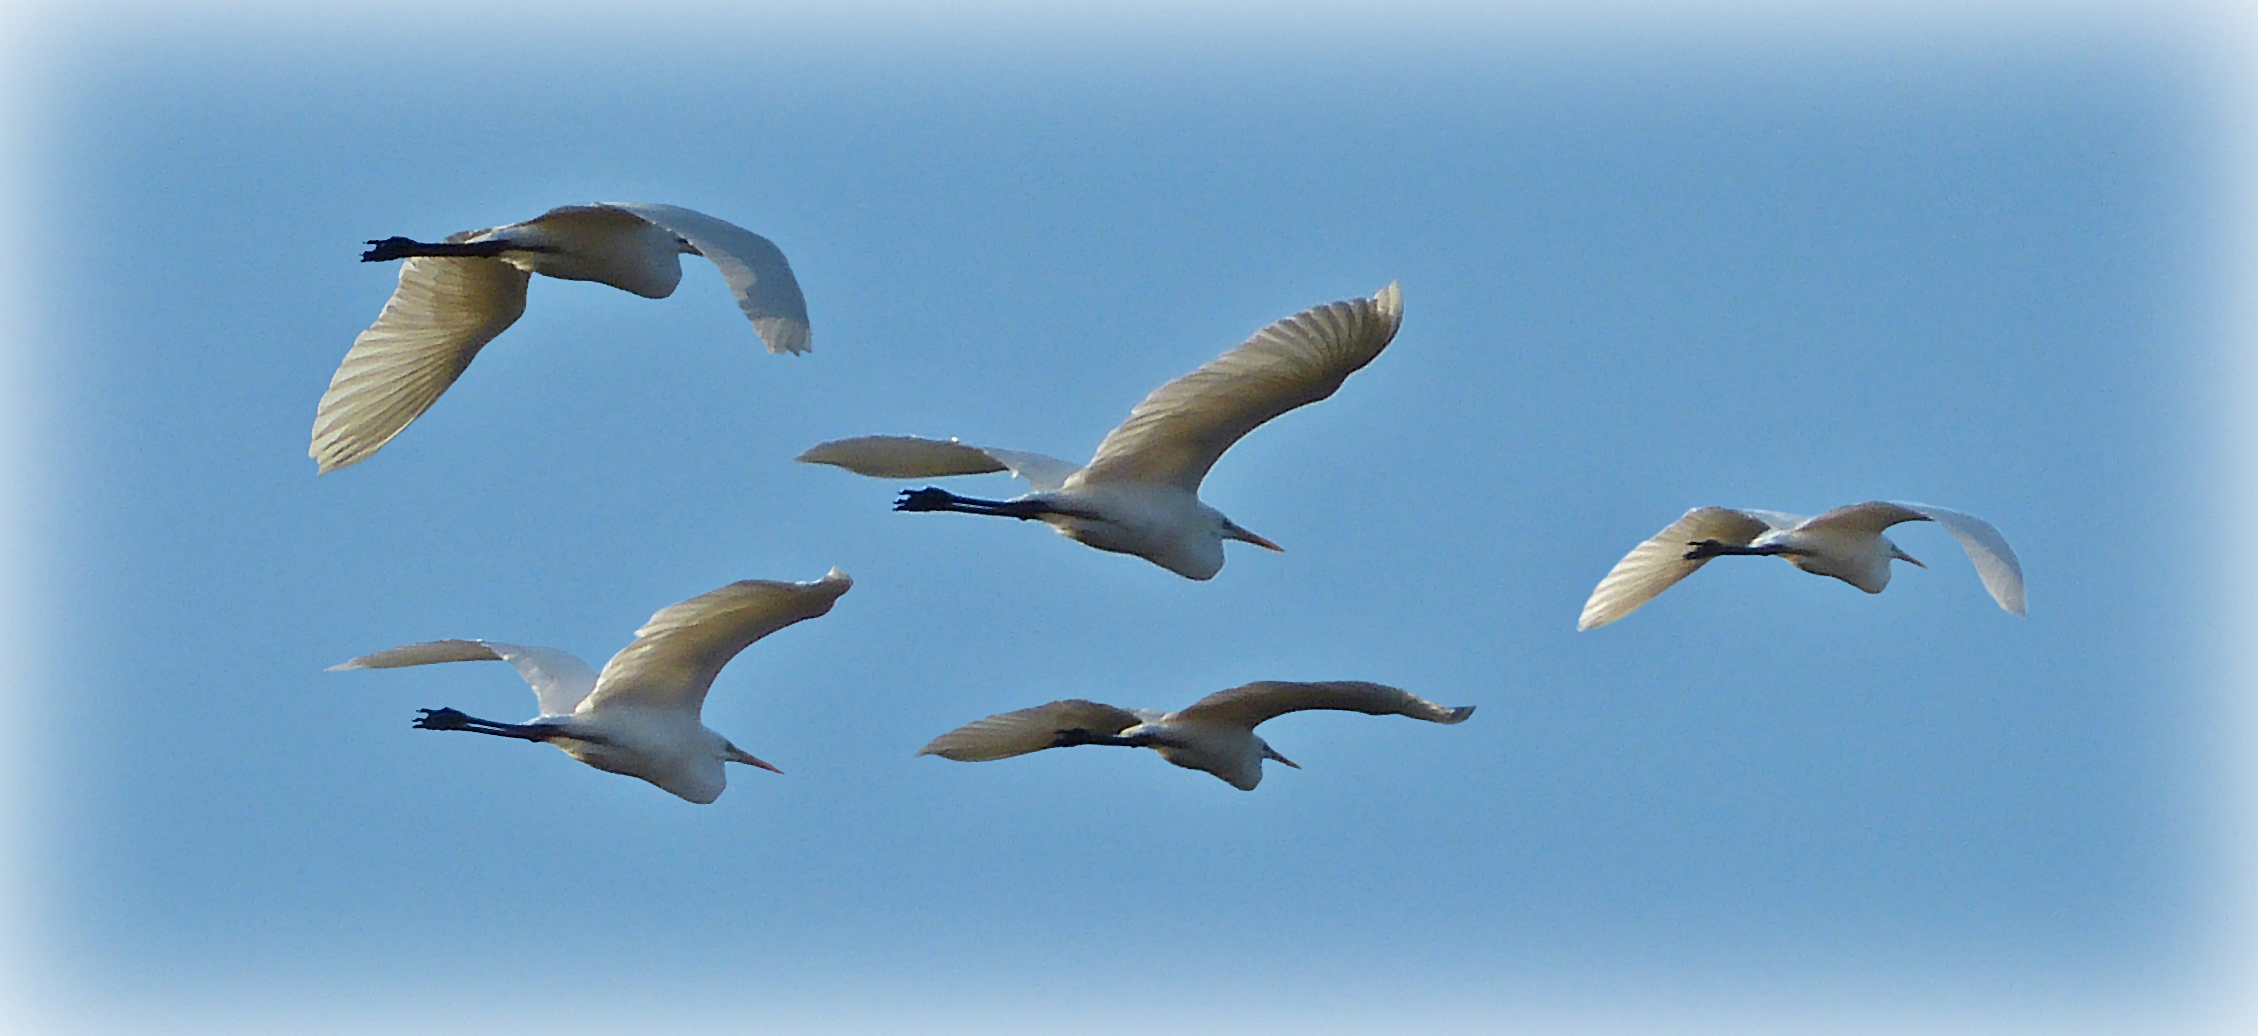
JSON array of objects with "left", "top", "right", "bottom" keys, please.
[
  {"left": 820, "top": 566, "right": 853, "bottom": 589},
  {"left": 325, "top": 660, "right": 366, "bottom": 672},
  {"left": 1445, "top": 705, "right": 1475, "bottom": 724},
  {"left": 1372, "top": 281, "right": 1403, "bottom": 318}
]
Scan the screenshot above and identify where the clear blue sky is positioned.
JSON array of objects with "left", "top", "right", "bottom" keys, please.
[{"left": 8, "top": 3, "right": 2244, "bottom": 1032}]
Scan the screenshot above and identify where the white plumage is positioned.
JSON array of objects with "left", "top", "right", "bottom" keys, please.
[
  {"left": 330, "top": 568, "right": 851, "bottom": 803},
  {"left": 797, "top": 283, "right": 1403, "bottom": 579},
  {"left": 1578, "top": 501, "right": 2027, "bottom": 630},
  {"left": 920, "top": 679, "right": 1473, "bottom": 790},
  {"left": 312, "top": 202, "right": 811, "bottom": 473}
]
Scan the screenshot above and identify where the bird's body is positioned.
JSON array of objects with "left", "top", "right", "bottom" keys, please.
[
  {"left": 331, "top": 568, "right": 851, "bottom": 803},
  {"left": 313, "top": 202, "right": 811, "bottom": 474},
  {"left": 1578, "top": 501, "right": 2026, "bottom": 630},
  {"left": 920, "top": 679, "right": 1473, "bottom": 790},
  {"left": 797, "top": 283, "right": 1404, "bottom": 579}
]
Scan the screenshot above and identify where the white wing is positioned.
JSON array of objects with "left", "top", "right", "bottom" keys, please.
[
  {"left": 311, "top": 250, "right": 531, "bottom": 473},
  {"left": 327, "top": 639, "right": 599, "bottom": 716},
  {"left": 599, "top": 202, "right": 812, "bottom": 355},
  {"left": 1169, "top": 680, "right": 1473, "bottom": 730},
  {"left": 917, "top": 699, "right": 1147, "bottom": 761},
  {"left": 1578, "top": 506, "right": 1776, "bottom": 630},
  {"left": 1889, "top": 502, "right": 2028, "bottom": 616},
  {"left": 582, "top": 568, "right": 852, "bottom": 715},
  {"left": 796, "top": 435, "right": 1083, "bottom": 492},
  {"left": 1071, "top": 282, "right": 1404, "bottom": 491}
]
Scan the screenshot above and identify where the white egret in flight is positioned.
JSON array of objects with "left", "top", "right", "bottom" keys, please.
[
  {"left": 1578, "top": 502, "right": 2026, "bottom": 630},
  {"left": 330, "top": 568, "right": 851, "bottom": 803},
  {"left": 919, "top": 679, "right": 1472, "bottom": 790},
  {"left": 796, "top": 283, "right": 1402, "bottom": 579},
  {"left": 312, "top": 202, "right": 811, "bottom": 473}
]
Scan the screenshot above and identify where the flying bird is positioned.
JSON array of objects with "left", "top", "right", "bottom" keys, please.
[
  {"left": 1578, "top": 501, "right": 2026, "bottom": 630},
  {"left": 919, "top": 679, "right": 1472, "bottom": 790},
  {"left": 797, "top": 282, "right": 1403, "bottom": 579},
  {"left": 329, "top": 568, "right": 851, "bottom": 803},
  {"left": 312, "top": 202, "right": 812, "bottom": 473}
]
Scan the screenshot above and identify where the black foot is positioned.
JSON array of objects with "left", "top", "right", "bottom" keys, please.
[
  {"left": 1683, "top": 539, "right": 1725, "bottom": 561},
  {"left": 361, "top": 237, "right": 421, "bottom": 262},
  {"left": 895, "top": 487, "right": 955, "bottom": 512},
  {"left": 413, "top": 707, "right": 471, "bottom": 731}
]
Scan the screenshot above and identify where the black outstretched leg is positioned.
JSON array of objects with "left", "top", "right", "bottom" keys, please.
[
  {"left": 360, "top": 237, "right": 556, "bottom": 262},
  {"left": 414, "top": 707, "right": 563, "bottom": 744},
  {"left": 895, "top": 487, "right": 1057, "bottom": 521},
  {"left": 1683, "top": 540, "right": 1788, "bottom": 562},
  {"left": 1051, "top": 728, "right": 1165, "bottom": 750}
]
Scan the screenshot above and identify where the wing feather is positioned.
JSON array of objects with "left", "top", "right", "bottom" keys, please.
[
  {"left": 582, "top": 569, "right": 852, "bottom": 715},
  {"left": 327, "top": 639, "right": 598, "bottom": 716},
  {"left": 917, "top": 699, "right": 1145, "bottom": 761},
  {"left": 1170, "top": 680, "right": 1473, "bottom": 729},
  {"left": 1578, "top": 506, "right": 1774, "bottom": 630},
  {"left": 311, "top": 252, "right": 531, "bottom": 473},
  {"left": 1891, "top": 502, "right": 2028, "bottom": 616},
  {"left": 1071, "top": 283, "right": 1404, "bottom": 490},
  {"left": 599, "top": 202, "right": 812, "bottom": 354},
  {"left": 797, "top": 435, "right": 1082, "bottom": 491}
]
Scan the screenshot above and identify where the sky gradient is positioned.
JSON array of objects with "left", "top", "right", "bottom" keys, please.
[{"left": 6, "top": 3, "right": 2256, "bottom": 1033}]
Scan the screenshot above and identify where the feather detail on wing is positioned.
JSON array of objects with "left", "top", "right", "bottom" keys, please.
[
  {"left": 327, "top": 639, "right": 599, "bottom": 716},
  {"left": 1171, "top": 680, "right": 1473, "bottom": 729},
  {"left": 1578, "top": 506, "right": 1775, "bottom": 630},
  {"left": 311, "top": 250, "right": 530, "bottom": 473},
  {"left": 1071, "top": 282, "right": 1404, "bottom": 491},
  {"left": 584, "top": 568, "right": 852, "bottom": 715},
  {"left": 600, "top": 202, "right": 812, "bottom": 354},
  {"left": 1890, "top": 502, "right": 2028, "bottom": 616},
  {"left": 917, "top": 699, "right": 1146, "bottom": 761},
  {"left": 796, "top": 435, "right": 1083, "bottom": 492}
]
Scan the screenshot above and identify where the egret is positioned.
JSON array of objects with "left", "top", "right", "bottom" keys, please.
[
  {"left": 312, "top": 202, "right": 811, "bottom": 473},
  {"left": 919, "top": 679, "right": 1472, "bottom": 790},
  {"left": 329, "top": 568, "right": 851, "bottom": 803},
  {"left": 1577, "top": 502, "right": 2026, "bottom": 630},
  {"left": 796, "top": 282, "right": 1403, "bottom": 579}
]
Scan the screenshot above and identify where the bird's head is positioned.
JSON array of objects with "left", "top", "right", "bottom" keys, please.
[
  {"left": 1260, "top": 741, "right": 1299, "bottom": 770},
  {"left": 1888, "top": 543, "right": 1928, "bottom": 569}
]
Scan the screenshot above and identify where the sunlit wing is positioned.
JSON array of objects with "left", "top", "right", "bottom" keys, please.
[
  {"left": 1577, "top": 506, "right": 1777, "bottom": 630},
  {"left": 1071, "top": 282, "right": 1404, "bottom": 491},
  {"left": 1170, "top": 680, "right": 1472, "bottom": 729},
  {"left": 311, "top": 249, "right": 531, "bottom": 473},
  {"left": 583, "top": 568, "right": 853, "bottom": 715},
  {"left": 1795, "top": 500, "right": 1932, "bottom": 536},
  {"left": 600, "top": 202, "right": 812, "bottom": 355},
  {"left": 916, "top": 699, "right": 1147, "bottom": 761},
  {"left": 327, "top": 639, "right": 599, "bottom": 716},
  {"left": 1891, "top": 501, "right": 2028, "bottom": 616},
  {"left": 797, "top": 435, "right": 1083, "bottom": 492}
]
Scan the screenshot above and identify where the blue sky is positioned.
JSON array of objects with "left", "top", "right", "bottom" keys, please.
[{"left": 5, "top": 3, "right": 2250, "bottom": 1032}]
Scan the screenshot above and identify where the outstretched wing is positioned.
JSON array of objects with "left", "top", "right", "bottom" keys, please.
[
  {"left": 917, "top": 699, "right": 1147, "bottom": 761},
  {"left": 1578, "top": 506, "right": 1776, "bottom": 630},
  {"left": 1071, "top": 282, "right": 1404, "bottom": 491},
  {"left": 599, "top": 202, "right": 812, "bottom": 355},
  {"left": 1887, "top": 501, "right": 2028, "bottom": 616},
  {"left": 583, "top": 568, "right": 853, "bottom": 715},
  {"left": 1170, "top": 680, "right": 1473, "bottom": 729},
  {"left": 797, "top": 435, "right": 1083, "bottom": 492},
  {"left": 327, "top": 639, "right": 599, "bottom": 716},
  {"left": 311, "top": 249, "right": 531, "bottom": 474}
]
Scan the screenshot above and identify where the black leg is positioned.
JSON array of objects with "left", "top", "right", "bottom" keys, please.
[
  {"left": 413, "top": 707, "right": 567, "bottom": 744},
  {"left": 1051, "top": 728, "right": 1163, "bottom": 750},
  {"left": 894, "top": 487, "right": 1056, "bottom": 521},
  {"left": 1683, "top": 540, "right": 1785, "bottom": 561}
]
